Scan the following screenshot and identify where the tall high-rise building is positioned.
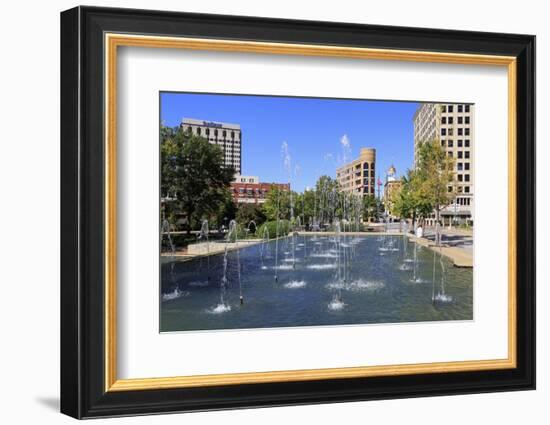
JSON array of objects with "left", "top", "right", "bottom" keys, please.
[
  {"left": 181, "top": 118, "right": 242, "bottom": 173},
  {"left": 336, "top": 147, "right": 376, "bottom": 197},
  {"left": 413, "top": 103, "right": 475, "bottom": 225}
]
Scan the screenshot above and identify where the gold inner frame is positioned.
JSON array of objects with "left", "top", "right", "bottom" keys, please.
[{"left": 104, "top": 33, "right": 517, "bottom": 392}]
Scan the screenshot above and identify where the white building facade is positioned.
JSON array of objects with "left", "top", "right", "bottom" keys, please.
[
  {"left": 413, "top": 103, "right": 475, "bottom": 226},
  {"left": 181, "top": 118, "right": 242, "bottom": 174}
]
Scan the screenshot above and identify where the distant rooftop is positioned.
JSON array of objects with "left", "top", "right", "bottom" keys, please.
[{"left": 182, "top": 118, "right": 241, "bottom": 130}]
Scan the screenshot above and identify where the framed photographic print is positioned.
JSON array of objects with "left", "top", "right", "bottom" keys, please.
[{"left": 60, "top": 6, "right": 536, "bottom": 419}]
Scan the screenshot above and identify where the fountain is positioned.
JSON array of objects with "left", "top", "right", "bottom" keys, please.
[
  {"left": 158, "top": 130, "right": 475, "bottom": 333},
  {"left": 198, "top": 219, "right": 210, "bottom": 282},
  {"left": 212, "top": 219, "right": 243, "bottom": 312},
  {"left": 432, "top": 224, "right": 452, "bottom": 303},
  {"left": 328, "top": 218, "right": 345, "bottom": 310},
  {"left": 260, "top": 225, "right": 270, "bottom": 267},
  {"left": 274, "top": 191, "right": 281, "bottom": 282},
  {"left": 161, "top": 218, "right": 175, "bottom": 255}
]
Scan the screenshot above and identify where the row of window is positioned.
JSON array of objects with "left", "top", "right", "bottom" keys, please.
[
  {"left": 441, "top": 116, "right": 471, "bottom": 125},
  {"left": 441, "top": 127, "right": 471, "bottom": 136},
  {"left": 457, "top": 174, "right": 471, "bottom": 182},
  {"left": 236, "top": 188, "right": 268, "bottom": 194},
  {"left": 448, "top": 185, "right": 471, "bottom": 193},
  {"left": 441, "top": 139, "right": 471, "bottom": 148},
  {"left": 213, "top": 141, "right": 241, "bottom": 148},
  {"left": 442, "top": 104, "right": 471, "bottom": 113},
  {"left": 188, "top": 127, "right": 239, "bottom": 139},
  {"left": 447, "top": 151, "right": 471, "bottom": 159},
  {"left": 457, "top": 162, "right": 470, "bottom": 171},
  {"left": 456, "top": 197, "right": 472, "bottom": 206}
]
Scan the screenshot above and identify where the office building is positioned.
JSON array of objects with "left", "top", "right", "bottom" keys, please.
[
  {"left": 413, "top": 103, "right": 475, "bottom": 225},
  {"left": 336, "top": 147, "right": 376, "bottom": 197},
  {"left": 181, "top": 118, "right": 242, "bottom": 173}
]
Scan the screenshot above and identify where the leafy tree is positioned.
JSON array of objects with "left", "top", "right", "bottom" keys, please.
[
  {"left": 160, "top": 125, "right": 234, "bottom": 234},
  {"left": 295, "top": 189, "right": 316, "bottom": 228},
  {"left": 415, "top": 140, "right": 456, "bottom": 243},
  {"left": 313, "top": 175, "right": 342, "bottom": 224},
  {"left": 262, "top": 185, "right": 291, "bottom": 221},
  {"left": 236, "top": 203, "right": 266, "bottom": 231},
  {"left": 362, "top": 195, "right": 378, "bottom": 222},
  {"left": 213, "top": 190, "right": 237, "bottom": 230}
]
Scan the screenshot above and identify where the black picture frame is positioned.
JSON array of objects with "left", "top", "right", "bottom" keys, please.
[{"left": 61, "top": 5, "right": 536, "bottom": 419}]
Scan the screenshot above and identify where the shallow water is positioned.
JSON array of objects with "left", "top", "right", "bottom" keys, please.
[{"left": 160, "top": 235, "right": 473, "bottom": 332}]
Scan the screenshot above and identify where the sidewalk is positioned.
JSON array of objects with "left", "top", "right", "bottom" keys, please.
[{"left": 411, "top": 228, "right": 473, "bottom": 268}]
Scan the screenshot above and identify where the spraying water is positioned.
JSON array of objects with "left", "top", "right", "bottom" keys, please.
[
  {"left": 161, "top": 219, "right": 175, "bottom": 255},
  {"left": 198, "top": 219, "right": 210, "bottom": 282},
  {"left": 213, "top": 219, "right": 243, "bottom": 312}
]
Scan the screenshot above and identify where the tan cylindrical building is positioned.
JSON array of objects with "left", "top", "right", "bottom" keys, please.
[{"left": 336, "top": 147, "right": 376, "bottom": 197}]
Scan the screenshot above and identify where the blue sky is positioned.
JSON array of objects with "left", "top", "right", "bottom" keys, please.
[{"left": 161, "top": 92, "right": 418, "bottom": 193}]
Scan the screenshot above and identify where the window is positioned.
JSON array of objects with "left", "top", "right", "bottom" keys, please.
[
  {"left": 465, "top": 174, "right": 470, "bottom": 182},
  {"left": 441, "top": 117, "right": 447, "bottom": 124},
  {"left": 441, "top": 140, "right": 446, "bottom": 147},
  {"left": 458, "top": 128, "right": 463, "bottom": 136},
  {"left": 465, "top": 116, "right": 470, "bottom": 124},
  {"left": 465, "top": 139, "right": 470, "bottom": 147},
  {"left": 448, "top": 105, "right": 454, "bottom": 113},
  {"left": 223, "top": 130, "right": 226, "bottom": 137},
  {"left": 206, "top": 128, "right": 210, "bottom": 136},
  {"left": 465, "top": 128, "right": 470, "bottom": 136},
  {"left": 465, "top": 151, "right": 470, "bottom": 159},
  {"left": 465, "top": 105, "right": 470, "bottom": 113},
  {"left": 448, "top": 186, "right": 453, "bottom": 192},
  {"left": 458, "top": 174, "right": 463, "bottom": 182},
  {"left": 448, "top": 117, "right": 454, "bottom": 124},
  {"left": 458, "top": 139, "right": 463, "bottom": 147},
  {"left": 214, "top": 129, "right": 218, "bottom": 137},
  {"left": 363, "top": 162, "right": 369, "bottom": 169},
  {"left": 448, "top": 140, "right": 453, "bottom": 148},
  {"left": 448, "top": 152, "right": 453, "bottom": 158},
  {"left": 441, "top": 105, "right": 447, "bottom": 113},
  {"left": 231, "top": 131, "right": 235, "bottom": 139},
  {"left": 464, "top": 186, "right": 470, "bottom": 193},
  {"left": 465, "top": 163, "right": 470, "bottom": 170},
  {"left": 458, "top": 116, "right": 463, "bottom": 124},
  {"left": 441, "top": 128, "right": 446, "bottom": 136},
  {"left": 458, "top": 151, "right": 463, "bottom": 159},
  {"left": 458, "top": 105, "right": 463, "bottom": 113},
  {"left": 457, "top": 162, "right": 463, "bottom": 171}
]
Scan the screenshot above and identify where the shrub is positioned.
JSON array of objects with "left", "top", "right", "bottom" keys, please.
[{"left": 256, "top": 220, "right": 291, "bottom": 239}]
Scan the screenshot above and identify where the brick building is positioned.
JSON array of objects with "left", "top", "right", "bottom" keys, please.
[{"left": 230, "top": 175, "right": 290, "bottom": 204}]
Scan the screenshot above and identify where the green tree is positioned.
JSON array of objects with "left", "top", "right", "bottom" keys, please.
[
  {"left": 362, "top": 195, "right": 378, "bottom": 222},
  {"left": 161, "top": 125, "right": 235, "bottom": 234},
  {"left": 415, "top": 140, "right": 456, "bottom": 244},
  {"left": 262, "top": 186, "right": 291, "bottom": 221},
  {"left": 236, "top": 203, "right": 267, "bottom": 231},
  {"left": 213, "top": 190, "right": 237, "bottom": 230}
]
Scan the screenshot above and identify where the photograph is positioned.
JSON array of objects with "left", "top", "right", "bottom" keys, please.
[{"left": 159, "top": 93, "right": 474, "bottom": 332}]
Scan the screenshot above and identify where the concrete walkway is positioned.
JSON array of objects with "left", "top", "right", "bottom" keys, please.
[
  {"left": 411, "top": 233, "right": 473, "bottom": 268},
  {"left": 161, "top": 239, "right": 264, "bottom": 261}
]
